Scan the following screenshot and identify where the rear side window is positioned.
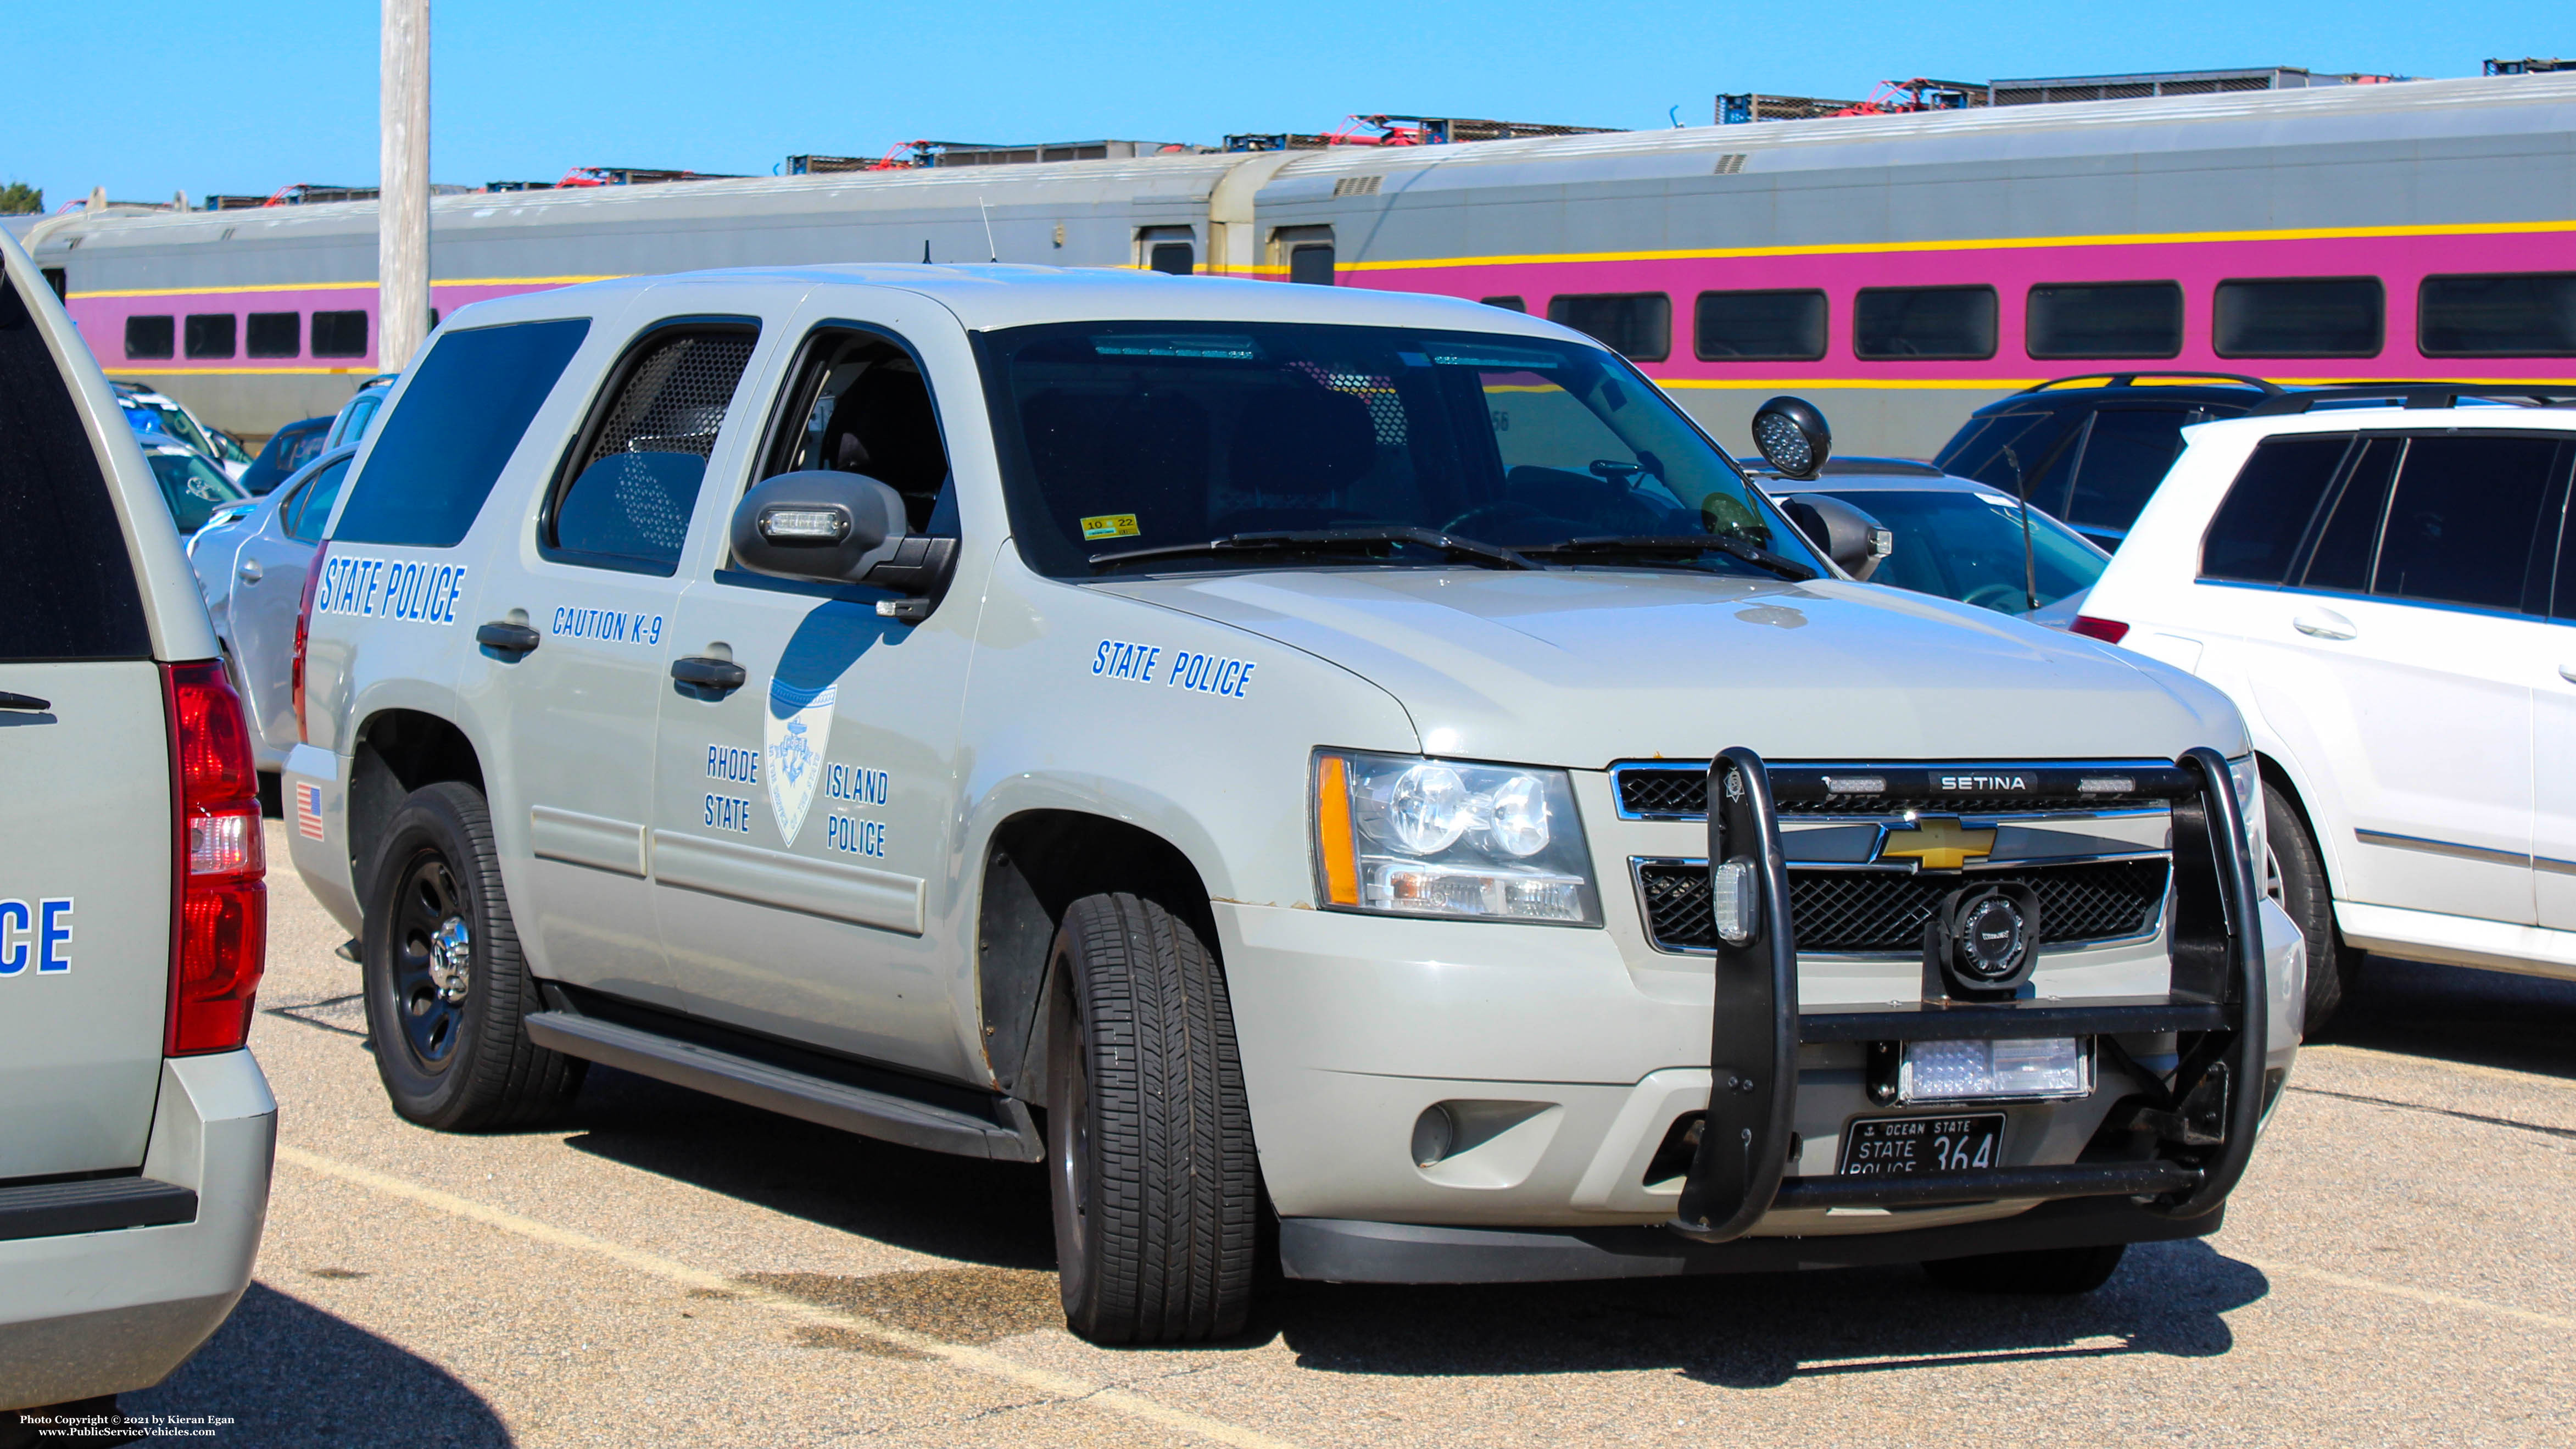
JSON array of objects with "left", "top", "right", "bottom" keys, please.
[
  {"left": 1853, "top": 286, "right": 1995, "bottom": 360},
  {"left": 1937, "top": 411, "right": 2066, "bottom": 497},
  {"left": 282, "top": 457, "right": 354, "bottom": 543},
  {"left": 1694, "top": 289, "right": 1826, "bottom": 361},
  {"left": 1547, "top": 293, "right": 1671, "bottom": 362},
  {"left": 333, "top": 317, "right": 591, "bottom": 548},
  {"left": 2025, "top": 282, "right": 2182, "bottom": 359},
  {"left": 0, "top": 276, "right": 150, "bottom": 660},
  {"left": 125, "top": 314, "right": 174, "bottom": 360},
  {"left": 2064, "top": 408, "right": 2192, "bottom": 535},
  {"left": 2200, "top": 434, "right": 2351, "bottom": 583},
  {"left": 2298, "top": 437, "right": 2399, "bottom": 594},
  {"left": 2419, "top": 273, "right": 2576, "bottom": 357},
  {"left": 2372, "top": 435, "right": 2568, "bottom": 613},
  {"left": 2213, "top": 278, "right": 2382, "bottom": 358},
  {"left": 545, "top": 323, "right": 757, "bottom": 574}
]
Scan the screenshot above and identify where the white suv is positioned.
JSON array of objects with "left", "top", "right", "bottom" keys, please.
[{"left": 2077, "top": 389, "right": 2576, "bottom": 1030}]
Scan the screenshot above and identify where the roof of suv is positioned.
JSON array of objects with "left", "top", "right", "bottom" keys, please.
[{"left": 1960, "top": 373, "right": 2283, "bottom": 421}]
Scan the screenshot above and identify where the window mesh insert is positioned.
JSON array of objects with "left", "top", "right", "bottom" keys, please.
[
  {"left": 582, "top": 333, "right": 755, "bottom": 469},
  {"left": 555, "top": 330, "right": 755, "bottom": 567},
  {"left": 1637, "top": 859, "right": 2170, "bottom": 953}
]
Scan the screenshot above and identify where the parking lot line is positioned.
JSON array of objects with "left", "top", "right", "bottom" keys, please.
[
  {"left": 272, "top": 1144, "right": 1305, "bottom": 1449},
  {"left": 2225, "top": 1251, "right": 2575, "bottom": 1331}
]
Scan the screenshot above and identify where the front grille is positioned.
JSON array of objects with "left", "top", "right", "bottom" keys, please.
[
  {"left": 1636, "top": 858, "right": 2170, "bottom": 954},
  {"left": 1613, "top": 763, "right": 2169, "bottom": 820}
]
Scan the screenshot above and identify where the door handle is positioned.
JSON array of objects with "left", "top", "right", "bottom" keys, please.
[
  {"left": 475, "top": 621, "right": 541, "bottom": 657},
  {"left": 2291, "top": 608, "right": 2358, "bottom": 641},
  {"left": 0, "top": 691, "right": 51, "bottom": 712},
  {"left": 671, "top": 656, "right": 748, "bottom": 693},
  {"left": 236, "top": 558, "right": 263, "bottom": 584}
]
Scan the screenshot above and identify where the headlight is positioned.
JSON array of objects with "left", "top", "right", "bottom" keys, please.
[
  {"left": 1313, "top": 750, "right": 1601, "bottom": 924},
  {"left": 2227, "top": 753, "right": 2268, "bottom": 890}
]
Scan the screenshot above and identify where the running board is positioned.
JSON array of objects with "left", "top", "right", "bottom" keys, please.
[{"left": 524, "top": 1011, "right": 1042, "bottom": 1163}]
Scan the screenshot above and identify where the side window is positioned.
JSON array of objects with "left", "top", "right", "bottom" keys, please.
[
  {"left": 2297, "top": 437, "right": 2399, "bottom": 594},
  {"left": 2372, "top": 435, "right": 2569, "bottom": 614},
  {"left": 2213, "top": 278, "right": 2382, "bottom": 358},
  {"left": 1140, "top": 227, "right": 1195, "bottom": 276},
  {"left": 1274, "top": 226, "right": 1335, "bottom": 286},
  {"left": 2557, "top": 488, "right": 2575, "bottom": 621},
  {"left": 2026, "top": 282, "right": 2182, "bottom": 359},
  {"left": 1547, "top": 293, "right": 1671, "bottom": 363},
  {"left": 1853, "top": 286, "right": 1995, "bottom": 360},
  {"left": 246, "top": 311, "right": 300, "bottom": 359},
  {"left": 754, "top": 328, "right": 952, "bottom": 536},
  {"left": 125, "top": 314, "right": 174, "bottom": 360},
  {"left": 2419, "top": 272, "right": 2576, "bottom": 358},
  {"left": 333, "top": 317, "right": 592, "bottom": 548},
  {"left": 281, "top": 457, "right": 354, "bottom": 543},
  {"left": 547, "top": 323, "right": 759, "bottom": 575},
  {"left": 2063, "top": 408, "right": 2190, "bottom": 534},
  {"left": 1694, "top": 289, "right": 1826, "bottom": 361},
  {"left": 1480, "top": 296, "right": 1526, "bottom": 313},
  {"left": 311, "top": 310, "right": 369, "bottom": 359},
  {"left": 2199, "top": 434, "right": 2352, "bottom": 584},
  {"left": 184, "top": 313, "right": 237, "bottom": 359},
  {"left": 0, "top": 275, "right": 150, "bottom": 660}
]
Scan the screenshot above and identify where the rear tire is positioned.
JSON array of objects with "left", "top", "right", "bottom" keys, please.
[
  {"left": 2263, "top": 779, "right": 2361, "bottom": 1036},
  {"left": 1922, "top": 1242, "right": 2126, "bottom": 1295},
  {"left": 361, "top": 782, "right": 584, "bottom": 1130},
  {"left": 1046, "top": 893, "right": 1257, "bottom": 1345}
]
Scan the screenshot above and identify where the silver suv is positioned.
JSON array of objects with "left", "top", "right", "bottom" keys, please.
[{"left": 0, "top": 233, "right": 275, "bottom": 1414}]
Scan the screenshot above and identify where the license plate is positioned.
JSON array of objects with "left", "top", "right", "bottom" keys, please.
[{"left": 1837, "top": 1112, "right": 2006, "bottom": 1175}]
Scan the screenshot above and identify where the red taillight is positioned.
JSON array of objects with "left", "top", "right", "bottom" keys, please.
[
  {"left": 2070, "top": 615, "right": 2132, "bottom": 645},
  {"left": 164, "top": 660, "right": 267, "bottom": 1056},
  {"left": 292, "top": 542, "right": 325, "bottom": 743}
]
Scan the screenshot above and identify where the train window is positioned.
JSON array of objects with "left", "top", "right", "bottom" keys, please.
[
  {"left": 2212, "top": 277, "right": 2382, "bottom": 358},
  {"left": 1140, "top": 226, "right": 1196, "bottom": 276},
  {"left": 2200, "top": 434, "right": 2351, "bottom": 584},
  {"left": 2372, "top": 434, "right": 2569, "bottom": 613},
  {"left": 124, "top": 315, "right": 174, "bottom": 360},
  {"left": 1694, "top": 289, "right": 1826, "bottom": 361},
  {"left": 333, "top": 317, "right": 592, "bottom": 549},
  {"left": 2419, "top": 273, "right": 2576, "bottom": 356},
  {"left": 2025, "top": 282, "right": 2182, "bottom": 359},
  {"left": 1548, "top": 293, "right": 1671, "bottom": 362},
  {"left": 184, "top": 314, "right": 237, "bottom": 360},
  {"left": 40, "top": 269, "right": 67, "bottom": 301},
  {"left": 1481, "top": 296, "right": 1526, "bottom": 312},
  {"left": 1852, "top": 286, "right": 1995, "bottom": 360},
  {"left": 547, "top": 321, "right": 759, "bottom": 574},
  {"left": 1274, "top": 226, "right": 1336, "bottom": 286},
  {"left": 311, "top": 310, "right": 369, "bottom": 359},
  {"left": 246, "top": 311, "right": 300, "bottom": 358}
]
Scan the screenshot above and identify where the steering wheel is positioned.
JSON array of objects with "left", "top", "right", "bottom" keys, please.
[{"left": 1960, "top": 582, "right": 2032, "bottom": 614}]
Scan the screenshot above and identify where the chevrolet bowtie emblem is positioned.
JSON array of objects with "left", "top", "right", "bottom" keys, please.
[{"left": 1877, "top": 816, "right": 1997, "bottom": 871}]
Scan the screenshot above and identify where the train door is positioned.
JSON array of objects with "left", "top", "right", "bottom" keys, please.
[{"left": 1273, "top": 226, "right": 1335, "bottom": 285}]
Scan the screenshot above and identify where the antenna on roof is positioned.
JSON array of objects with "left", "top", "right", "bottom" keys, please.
[
  {"left": 921, "top": 238, "right": 932, "bottom": 264},
  {"left": 979, "top": 196, "right": 997, "bottom": 261}
]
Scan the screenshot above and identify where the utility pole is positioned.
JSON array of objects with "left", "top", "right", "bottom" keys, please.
[{"left": 379, "top": 0, "right": 430, "bottom": 373}]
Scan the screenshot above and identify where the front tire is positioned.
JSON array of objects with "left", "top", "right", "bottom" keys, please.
[
  {"left": 2263, "top": 779, "right": 2361, "bottom": 1035},
  {"left": 1046, "top": 893, "right": 1257, "bottom": 1344},
  {"left": 361, "top": 782, "right": 583, "bottom": 1130},
  {"left": 1923, "top": 1242, "right": 2126, "bottom": 1295}
]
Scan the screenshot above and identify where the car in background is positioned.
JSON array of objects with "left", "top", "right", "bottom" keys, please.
[
  {"left": 2075, "top": 384, "right": 2576, "bottom": 1032},
  {"left": 1, "top": 220, "right": 274, "bottom": 1426},
  {"left": 112, "top": 382, "right": 253, "bottom": 481},
  {"left": 1933, "top": 374, "right": 2281, "bottom": 551},
  {"left": 237, "top": 415, "right": 332, "bottom": 496},
  {"left": 135, "top": 425, "right": 250, "bottom": 534},
  {"left": 321, "top": 372, "right": 398, "bottom": 452},
  {"left": 188, "top": 445, "right": 356, "bottom": 775}
]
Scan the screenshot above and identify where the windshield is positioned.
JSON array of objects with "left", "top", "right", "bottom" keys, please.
[
  {"left": 136, "top": 399, "right": 217, "bottom": 456},
  {"left": 977, "top": 321, "right": 1819, "bottom": 578},
  {"left": 148, "top": 451, "right": 249, "bottom": 533},
  {"left": 1816, "top": 486, "right": 2106, "bottom": 614}
]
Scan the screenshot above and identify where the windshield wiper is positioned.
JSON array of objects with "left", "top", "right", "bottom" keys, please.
[
  {"left": 1516, "top": 534, "right": 1816, "bottom": 582},
  {"left": 1090, "top": 526, "right": 1540, "bottom": 572}
]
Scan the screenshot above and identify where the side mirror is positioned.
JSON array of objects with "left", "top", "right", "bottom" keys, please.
[
  {"left": 727, "top": 470, "right": 958, "bottom": 615},
  {"left": 1750, "top": 395, "right": 1832, "bottom": 481},
  {"left": 1780, "top": 493, "right": 1893, "bottom": 582}
]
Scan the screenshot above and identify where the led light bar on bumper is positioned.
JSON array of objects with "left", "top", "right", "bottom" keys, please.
[{"left": 1312, "top": 751, "right": 1601, "bottom": 924}]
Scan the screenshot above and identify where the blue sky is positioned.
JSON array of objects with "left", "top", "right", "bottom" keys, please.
[{"left": 4, "top": 1, "right": 2568, "bottom": 206}]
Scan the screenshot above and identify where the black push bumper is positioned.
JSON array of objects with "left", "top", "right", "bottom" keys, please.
[{"left": 1669, "top": 746, "right": 2268, "bottom": 1242}]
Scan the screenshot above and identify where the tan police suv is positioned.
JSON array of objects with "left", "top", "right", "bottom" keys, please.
[{"left": 0, "top": 231, "right": 275, "bottom": 1413}]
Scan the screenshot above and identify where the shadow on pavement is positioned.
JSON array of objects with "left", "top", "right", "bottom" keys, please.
[
  {"left": 1264, "top": 1238, "right": 2265, "bottom": 1387},
  {"left": 121, "top": 1283, "right": 510, "bottom": 1446},
  {"left": 557, "top": 1066, "right": 1057, "bottom": 1270},
  {"left": 2328, "top": 954, "right": 2576, "bottom": 1080}
]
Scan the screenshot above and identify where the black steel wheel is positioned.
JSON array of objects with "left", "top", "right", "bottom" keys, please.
[
  {"left": 362, "top": 781, "right": 583, "bottom": 1130},
  {"left": 1045, "top": 893, "right": 1257, "bottom": 1345}
]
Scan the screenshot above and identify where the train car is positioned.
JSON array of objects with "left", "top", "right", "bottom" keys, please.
[{"left": 29, "top": 71, "right": 2576, "bottom": 453}]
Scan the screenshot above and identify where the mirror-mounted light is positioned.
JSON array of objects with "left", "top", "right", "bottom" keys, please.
[
  {"left": 758, "top": 505, "right": 851, "bottom": 543},
  {"left": 1750, "top": 395, "right": 1832, "bottom": 481}
]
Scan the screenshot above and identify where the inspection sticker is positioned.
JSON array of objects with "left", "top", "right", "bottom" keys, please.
[{"left": 1081, "top": 514, "right": 1141, "bottom": 540}]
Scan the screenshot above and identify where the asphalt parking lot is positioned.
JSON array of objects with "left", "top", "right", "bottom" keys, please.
[{"left": 115, "top": 822, "right": 2576, "bottom": 1446}]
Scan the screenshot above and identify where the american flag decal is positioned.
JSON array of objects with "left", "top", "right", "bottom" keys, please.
[{"left": 295, "top": 783, "right": 325, "bottom": 841}]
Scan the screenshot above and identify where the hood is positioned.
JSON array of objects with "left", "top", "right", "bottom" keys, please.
[{"left": 1096, "top": 569, "right": 2242, "bottom": 768}]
